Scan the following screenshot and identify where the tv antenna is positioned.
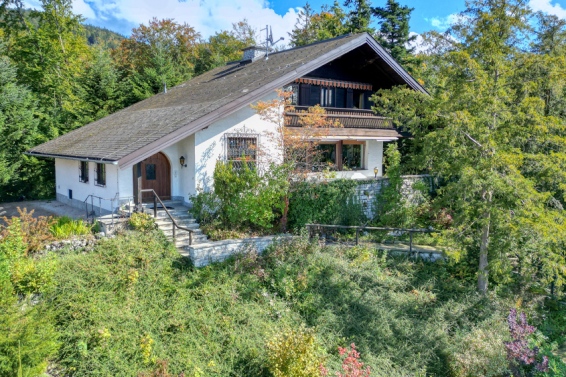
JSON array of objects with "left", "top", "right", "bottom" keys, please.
[{"left": 260, "top": 25, "right": 284, "bottom": 60}]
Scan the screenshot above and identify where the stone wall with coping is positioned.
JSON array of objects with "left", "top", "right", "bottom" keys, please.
[{"left": 185, "top": 235, "right": 288, "bottom": 267}]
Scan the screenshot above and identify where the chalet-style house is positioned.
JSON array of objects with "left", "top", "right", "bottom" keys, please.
[{"left": 28, "top": 32, "right": 426, "bottom": 213}]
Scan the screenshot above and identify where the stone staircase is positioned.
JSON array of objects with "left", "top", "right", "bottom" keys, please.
[{"left": 142, "top": 200, "right": 208, "bottom": 250}]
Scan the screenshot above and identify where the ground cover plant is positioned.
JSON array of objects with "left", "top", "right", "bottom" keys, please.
[{"left": 2, "top": 225, "right": 563, "bottom": 376}]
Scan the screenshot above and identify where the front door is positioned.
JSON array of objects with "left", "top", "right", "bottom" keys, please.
[{"left": 138, "top": 152, "right": 171, "bottom": 201}]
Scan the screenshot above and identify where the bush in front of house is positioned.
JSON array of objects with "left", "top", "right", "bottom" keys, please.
[
  {"left": 191, "top": 161, "right": 288, "bottom": 234},
  {"left": 129, "top": 212, "right": 157, "bottom": 232},
  {"left": 287, "top": 179, "right": 366, "bottom": 230}
]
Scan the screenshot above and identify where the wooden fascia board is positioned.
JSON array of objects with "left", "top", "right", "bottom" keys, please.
[{"left": 117, "top": 35, "right": 369, "bottom": 169}]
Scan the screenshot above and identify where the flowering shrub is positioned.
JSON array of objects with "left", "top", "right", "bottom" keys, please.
[
  {"left": 505, "top": 308, "right": 549, "bottom": 376},
  {"left": 335, "top": 343, "right": 371, "bottom": 377}
]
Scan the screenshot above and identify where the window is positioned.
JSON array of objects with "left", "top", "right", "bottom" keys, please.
[
  {"left": 79, "top": 161, "right": 89, "bottom": 183},
  {"left": 317, "top": 144, "right": 337, "bottom": 169},
  {"left": 95, "top": 163, "right": 106, "bottom": 187},
  {"left": 320, "top": 87, "right": 334, "bottom": 107},
  {"left": 145, "top": 164, "right": 156, "bottom": 180},
  {"left": 343, "top": 144, "right": 364, "bottom": 170},
  {"left": 226, "top": 136, "right": 258, "bottom": 169},
  {"left": 283, "top": 84, "right": 299, "bottom": 105},
  {"left": 315, "top": 142, "right": 364, "bottom": 171}
]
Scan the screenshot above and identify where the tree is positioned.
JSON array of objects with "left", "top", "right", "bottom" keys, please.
[
  {"left": 343, "top": 0, "right": 374, "bottom": 34},
  {"left": 373, "top": 0, "right": 416, "bottom": 62},
  {"left": 113, "top": 18, "right": 200, "bottom": 102},
  {"left": 372, "top": 0, "right": 566, "bottom": 294},
  {"left": 1, "top": 0, "right": 93, "bottom": 136},
  {"left": 289, "top": 2, "right": 347, "bottom": 47},
  {"left": 0, "top": 47, "right": 53, "bottom": 200},
  {"left": 252, "top": 91, "right": 341, "bottom": 230},
  {"left": 194, "top": 20, "right": 257, "bottom": 75}
]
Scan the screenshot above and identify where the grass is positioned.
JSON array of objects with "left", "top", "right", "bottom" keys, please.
[{"left": 37, "top": 229, "right": 566, "bottom": 376}]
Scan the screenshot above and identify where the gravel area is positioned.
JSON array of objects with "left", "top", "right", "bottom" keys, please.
[{"left": 0, "top": 200, "right": 87, "bottom": 222}]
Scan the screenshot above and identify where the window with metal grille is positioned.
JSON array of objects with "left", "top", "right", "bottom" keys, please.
[
  {"left": 226, "top": 135, "right": 258, "bottom": 169},
  {"left": 79, "top": 161, "right": 89, "bottom": 183},
  {"left": 95, "top": 163, "right": 106, "bottom": 187}
]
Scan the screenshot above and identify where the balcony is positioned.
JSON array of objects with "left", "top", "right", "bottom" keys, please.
[{"left": 284, "top": 106, "right": 394, "bottom": 129}]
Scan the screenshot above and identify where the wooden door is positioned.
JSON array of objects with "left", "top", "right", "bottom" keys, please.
[{"left": 139, "top": 152, "right": 171, "bottom": 201}]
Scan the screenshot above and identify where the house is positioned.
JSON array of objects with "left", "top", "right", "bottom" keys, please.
[{"left": 27, "top": 32, "right": 426, "bottom": 214}]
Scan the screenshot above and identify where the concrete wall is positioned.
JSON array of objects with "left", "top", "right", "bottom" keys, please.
[{"left": 55, "top": 158, "right": 120, "bottom": 212}]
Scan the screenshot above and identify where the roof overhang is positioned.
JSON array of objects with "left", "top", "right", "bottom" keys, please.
[
  {"left": 115, "top": 33, "right": 426, "bottom": 169},
  {"left": 25, "top": 151, "right": 119, "bottom": 164}
]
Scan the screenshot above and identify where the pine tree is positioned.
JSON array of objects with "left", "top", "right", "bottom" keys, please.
[
  {"left": 373, "top": 0, "right": 416, "bottom": 62},
  {"left": 0, "top": 48, "right": 53, "bottom": 200},
  {"left": 372, "top": 0, "right": 566, "bottom": 294}
]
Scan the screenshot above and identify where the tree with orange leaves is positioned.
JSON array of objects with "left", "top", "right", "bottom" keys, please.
[{"left": 252, "top": 90, "right": 342, "bottom": 230}]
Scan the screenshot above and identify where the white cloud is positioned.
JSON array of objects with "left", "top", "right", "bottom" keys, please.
[
  {"left": 529, "top": 0, "right": 566, "bottom": 18},
  {"left": 407, "top": 32, "right": 427, "bottom": 54},
  {"left": 27, "top": 0, "right": 300, "bottom": 42},
  {"left": 426, "top": 13, "right": 461, "bottom": 31},
  {"left": 73, "top": 0, "right": 96, "bottom": 20}
]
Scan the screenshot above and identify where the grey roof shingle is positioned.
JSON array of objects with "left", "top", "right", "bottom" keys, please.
[{"left": 28, "top": 33, "right": 424, "bottom": 166}]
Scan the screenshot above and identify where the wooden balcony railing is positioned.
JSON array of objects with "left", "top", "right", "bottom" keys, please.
[{"left": 285, "top": 106, "right": 394, "bottom": 129}]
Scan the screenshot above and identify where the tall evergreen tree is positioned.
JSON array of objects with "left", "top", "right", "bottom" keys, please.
[
  {"left": 373, "top": 0, "right": 416, "bottom": 62},
  {"left": 344, "top": 0, "right": 374, "bottom": 34},
  {"left": 373, "top": 0, "right": 566, "bottom": 294},
  {"left": 0, "top": 48, "right": 53, "bottom": 200}
]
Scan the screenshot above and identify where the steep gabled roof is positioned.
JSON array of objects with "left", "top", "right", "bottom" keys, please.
[{"left": 28, "top": 33, "right": 426, "bottom": 168}]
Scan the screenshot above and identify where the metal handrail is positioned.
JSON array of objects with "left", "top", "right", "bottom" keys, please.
[
  {"left": 305, "top": 223, "right": 438, "bottom": 255},
  {"left": 140, "top": 189, "right": 194, "bottom": 245},
  {"left": 83, "top": 194, "right": 134, "bottom": 224}
]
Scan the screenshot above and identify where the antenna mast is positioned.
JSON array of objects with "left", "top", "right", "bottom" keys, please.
[{"left": 260, "top": 25, "right": 284, "bottom": 60}]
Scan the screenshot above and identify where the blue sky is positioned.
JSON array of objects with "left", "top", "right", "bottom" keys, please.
[{"left": 24, "top": 0, "right": 566, "bottom": 43}]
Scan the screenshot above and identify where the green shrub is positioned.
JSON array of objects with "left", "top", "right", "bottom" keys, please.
[
  {"left": 129, "top": 212, "right": 156, "bottom": 232},
  {"left": 1, "top": 208, "right": 55, "bottom": 253},
  {"left": 448, "top": 318, "right": 510, "bottom": 377},
  {"left": 189, "top": 189, "right": 220, "bottom": 225},
  {"left": 266, "top": 325, "right": 326, "bottom": 377},
  {"left": 0, "top": 218, "right": 57, "bottom": 295},
  {"left": 0, "top": 277, "right": 59, "bottom": 377},
  {"left": 288, "top": 179, "right": 366, "bottom": 229},
  {"left": 198, "top": 161, "right": 287, "bottom": 231},
  {"left": 50, "top": 216, "right": 91, "bottom": 239}
]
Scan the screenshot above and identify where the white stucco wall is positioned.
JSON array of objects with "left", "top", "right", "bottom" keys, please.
[
  {"left": 193, "top": 92, "right": 282, "bottom": 195},
  {"left": 55, "top": 158, "right": 119, "bottom": 212}
]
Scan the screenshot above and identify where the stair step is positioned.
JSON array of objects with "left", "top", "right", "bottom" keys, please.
[
  {"left": 155, "top": 218, "right": 197, "bottom": 226},
  {"left": 161, "top": 224, "right": 200, "bottom": 233}
]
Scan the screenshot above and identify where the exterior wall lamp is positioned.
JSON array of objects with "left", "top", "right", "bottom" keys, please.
[
  {"left": 374, "top": 167, "right": 379, "bottom": 179},
  {"left": 179, "top": 156, "right": 187, "bottom": 168}
]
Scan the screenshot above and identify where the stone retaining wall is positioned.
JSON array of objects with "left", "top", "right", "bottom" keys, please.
[
  {"left": 185, "top": 236, "right": 287, "bottom": 267},
  {"left": 354, "top": 175, "right": 437, "bottom": 218}
]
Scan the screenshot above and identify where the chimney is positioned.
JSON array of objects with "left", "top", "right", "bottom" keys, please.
[{"left": 241, "top": 46, "right": 267, "bottom": 62}]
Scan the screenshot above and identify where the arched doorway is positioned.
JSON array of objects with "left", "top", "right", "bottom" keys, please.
[{"left": 136, "top": 152, "right": 171, "bottom": 201}]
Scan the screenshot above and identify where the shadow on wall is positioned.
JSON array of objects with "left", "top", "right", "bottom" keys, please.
[{"left": 195, "top": 141, "right": 216, "bottom": 192}]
